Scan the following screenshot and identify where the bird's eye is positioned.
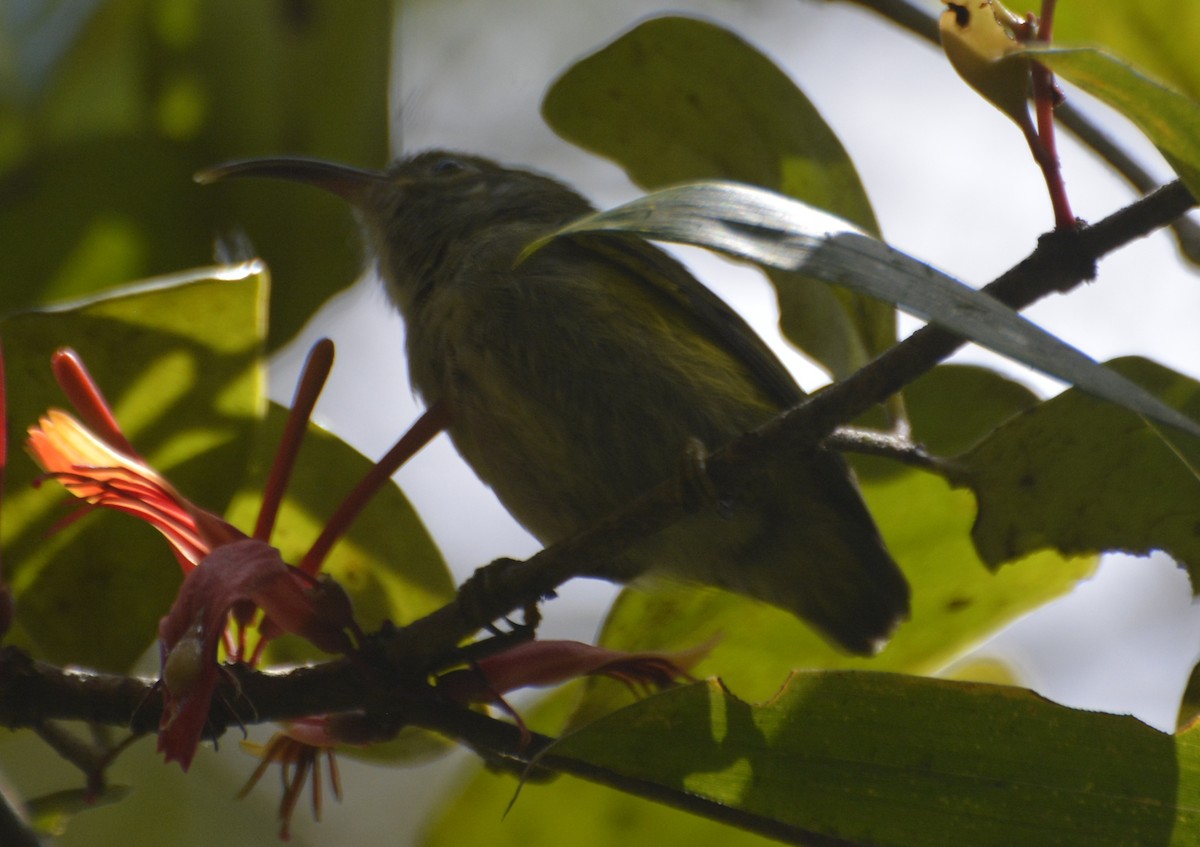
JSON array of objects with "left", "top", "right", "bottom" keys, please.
[{"left": 431, "top": 157, "right": 467, "bottom": 176}]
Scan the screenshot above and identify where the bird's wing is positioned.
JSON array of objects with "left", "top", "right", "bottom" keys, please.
[{"left": 569, "top": 233, "right": 805, "bottom": 409}]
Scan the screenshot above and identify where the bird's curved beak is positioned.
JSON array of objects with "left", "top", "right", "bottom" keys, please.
[{"left": 194, "top": 157, "right": 388, "bottom": 206}]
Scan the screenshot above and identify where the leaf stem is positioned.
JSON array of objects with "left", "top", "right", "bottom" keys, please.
[
  {"left": 826, "top": 426, "right": 966, "bottom": 481},
  {"left": 1029, "top": 0, "right": 1074, "bottom": 229}
]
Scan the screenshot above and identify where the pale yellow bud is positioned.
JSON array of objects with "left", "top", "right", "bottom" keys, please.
[{"left": 940, "top": 1, "right": 1033, "bottom": 130}]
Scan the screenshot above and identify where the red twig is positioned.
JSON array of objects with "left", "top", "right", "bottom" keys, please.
[{"left": 1028, "top": 0, "right": 1074, "bottom": 228}]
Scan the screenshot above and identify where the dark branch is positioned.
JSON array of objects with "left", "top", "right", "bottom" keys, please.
[
  {"left": 826, "top": 426, "right": 962, "bottom": 479},
  {"left": 0, "top": 651, "right": 864, "bottom": 846}
]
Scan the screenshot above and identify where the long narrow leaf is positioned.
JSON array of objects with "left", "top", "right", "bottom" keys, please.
[{"left": 547, "top": 181, "right": 1200, "bottom": 439}]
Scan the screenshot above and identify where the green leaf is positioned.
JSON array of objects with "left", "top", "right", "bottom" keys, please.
[
  {"left": 1017, "top": 45, "right": 1200, "bottom": 196},
  {"left": 225, "top": 403, "right": 455, "bottom": 664},
  {"left": 548, "top": 181, "right": 1200, "bottom": 440},
  {"left": 1053, "top": 2, "right": 1200, "bottom": 103},
  {"left": 0, "top": 265, "right": 265, "bottom": 671},
  {"left": 544, "top": 673, "right": 1197, "bottom": 847},
  {"left": 26, "top": 786, "right": 132, "bottom": 838},
  {"left": 542, "top": 15, "right": 893, "bottom": 379},
  {"left": 0, "top": 0, "right": 390, "bottom": 348},
  {"left": 964, "top": 357, "right": 1200, "bottom": 580},
  {"left": 429, "top": 672, "right": 1200, "bottom": 847},
  {"left": 902, "top": 363, "right": 1040, "bottom": 458}
]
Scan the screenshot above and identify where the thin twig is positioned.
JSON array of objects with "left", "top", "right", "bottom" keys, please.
[{"left": 826, "top": 426, "right": 965, "bottom": 480}]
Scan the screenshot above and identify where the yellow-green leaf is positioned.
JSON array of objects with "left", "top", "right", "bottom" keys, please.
[
  {"left": 542, "top": 15, "right": 893, "bottom": 379},
  {"left": 26, "top": 786, "right": 132, "bottom": 838},
  {"left": 0, "top": 265, "right": 265, "bottom": 671},
  {"left": 1053, "top": 2, "right": 1200, "bottom": 103},
  {"left": 1018, "top": 45, "right": 1200, "bottom": 196},
  {"left": 965, "top": 357, "right": 1200, "bottom": 580},
  {"left": 547, "top": 673, "right": 1196, "bottom": 847}
]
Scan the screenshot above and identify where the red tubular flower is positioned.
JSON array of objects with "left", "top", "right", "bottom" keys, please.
[
  {"left": 438, "top": 638, "right": 712, "bottom": 703},
  {"left": 238, "top": 716, "right": 357, "bottom": 841},
  {"left": 27, "top": 349, "right": 243, "bottom": 569},
  {"left": 156, "top": 539, "right": 360, "bottom": 769},
  {"left": 25, "top": 343, "right": 368, "bottom": 772},
  {"left": 27, "top": 408, "right": 236, "bottom": 570}
]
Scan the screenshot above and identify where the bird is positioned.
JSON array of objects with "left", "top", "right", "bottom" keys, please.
[{"left": 198, "top": 150, "right": 910, "bottom": 654}]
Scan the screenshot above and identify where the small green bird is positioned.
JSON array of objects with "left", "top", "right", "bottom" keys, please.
[{"left": 199, "top": 151, "right": 910, "bottom": 654}]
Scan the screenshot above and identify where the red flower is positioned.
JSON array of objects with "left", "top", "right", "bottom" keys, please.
[
  {"left": 27, "top": 407, "right": 238, "bottom": 570},
  {"left": 20, "top": 341, "right": 716, "bottom": 837},
  {"left": 156, "top": 538, "right": 359, "bottom": 769},
  {"left": 238, "top": 716, "right": 348, "bottom": 841},
  {"left": 26, "top": 343, "right": 364, "bottom": 770}
]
